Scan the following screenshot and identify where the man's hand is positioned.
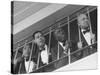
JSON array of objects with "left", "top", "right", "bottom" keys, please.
[
  {"left": 65, "top": 40, "right": 69, "bottom": 50},
  {"left": 91, "top": 33, "right": 96, "bottom": 44},
  {"left": 32, "top": 62, "right": 36, "bottom": 71},
  {"left": 77, "top": 41, "right": 83, "bottom": 49}
]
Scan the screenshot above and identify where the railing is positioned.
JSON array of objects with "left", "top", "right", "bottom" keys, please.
[
  {"left": 12, "top": 42, "right": 97, "bottom": 73},
  {"left": 30, "top": 42, "right": 97, "bottom": 73},
  {"left": 12, "top": 5, "right": 97, "bottom": 74}
]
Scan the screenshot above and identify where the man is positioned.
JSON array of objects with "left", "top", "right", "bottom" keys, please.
[
  {"left": 32, "top": 31, "right": 52, "bottom": 72},
  {"left": 51, "top": 27, "right": 77, "bottom": 69},
  {"left": 76, "top": 13, "right": 97, "bottom": 56},
  {"left": 13, "top": 44, "right": 36, "bottom": 74}
]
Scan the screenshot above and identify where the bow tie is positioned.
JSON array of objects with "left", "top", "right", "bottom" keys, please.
[
  {"left": 63, "top": 41, "right": 66, "bottom": 46},
  {"left": 25, "top": 57, "right": 33, "bottom": 61},
  {"left": 83, "top": 28, "right": 90, "bottom": 34},
  {"left": 25, "top": 57, "right": 29, "bottom": 61},
  {"left": 39, "top": 47, "right": 45, "bottom": 52},
  {"left": 62, "top": 40, "right": 69, "bottom": 46}
]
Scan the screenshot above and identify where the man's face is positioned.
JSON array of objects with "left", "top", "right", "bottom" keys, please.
[
  {"left": 54, "top": 28, "right": 66, "bottom": 42},
  {"left": 23, "top": 45, "right": 30, "bottom": 58},
  {"left": 78, "top": 14, "right": 89, "bottom": 29},
  {"left": 34, "top": 32, "right": 45, "bottom": 47}
]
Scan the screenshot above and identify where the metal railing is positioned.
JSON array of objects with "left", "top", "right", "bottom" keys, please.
[
  {"left": 31, "top": 42, "right": 97, "bottom": 73},
  {"left": 12, "top": 6, "right": 97, "bottom": 74}
]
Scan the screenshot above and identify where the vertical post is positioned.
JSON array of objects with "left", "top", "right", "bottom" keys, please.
[
  {"left": 14, "top": 44, "right": 20, "bottom": 73},
  {"left": 14, "top": 44, "right": 19, "bottom": 63},
  {"left": 67, "top": 16, "right": 70, "bottom": 64},
  {"left": 87, "top": 8, "right": 92, "bottom": 34},
  {"left": 36, "top": 52, "right": 40, "bottom": 69},
  {"left": 57, "top": 43, "right": 60, "bottom": 60},
  {"left": 18, "top": 40, "right": 27, "bottom": 74},
  {"left": 87, "top": 7, "right": 93, "bottom": 44},
  {"left": 18, "top": 62, "right": 22, "bottom": 74},
  {"left": 76, "top": 13, "right": 82, "bottom": 43},
  {"left": 48, "top": 27, "right": 52, "bottom": 64},
  {"left": 27, "top": 40, "right": 34, "bottom": 73},
  {"left": 78, "top": 24, "right": 81, "bottom": 42},
  {"left": 57, "top": 23, "right": 61, "bottom": 60}
]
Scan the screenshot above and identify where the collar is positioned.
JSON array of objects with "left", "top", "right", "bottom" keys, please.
[
  {"left": 81, "top": 28, "right": 86, "bottom": 32},
  {"left": 59, "top": 41, "right": 63, "bottom": 45},
  {"left": 81, "top": 28, "right": 90, "bottom": 34},
  {"left": 39, "top": 44, "right": 47, "bottom": 51},
  {"left": 58, "top": 42, "right": 65, "bottom": 48},
  {"left": 58, "top": 42, "right": 67, "bottom": 51}
]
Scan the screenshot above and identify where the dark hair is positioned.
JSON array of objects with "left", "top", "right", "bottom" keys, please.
[
  {"left": 32, "top": 31, "right": 43, "bottom": 39},
  {"left": 76, "top": 12, "right": 87, "bottom": 20}
]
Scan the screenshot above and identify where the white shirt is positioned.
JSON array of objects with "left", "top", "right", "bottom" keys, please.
[
  {"left": 58, "top": 42, "right": 68, "bottom": 54},
  {"left": 81, "top": 29, "right": 91, "bottom": 45},
  {"left": 40, "top": 45, "right": 49, "bottom": 64},
  {"left": 59, "top": 42, "right": 66, "bottom": 50},
  {"left": 24, "top": 59, "right": 35, "bottom": 73}
]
